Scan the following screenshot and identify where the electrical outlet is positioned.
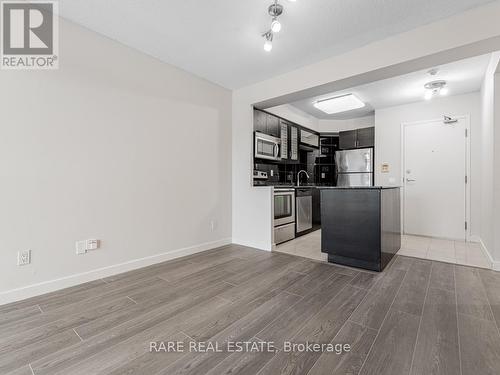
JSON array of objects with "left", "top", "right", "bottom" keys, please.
[
  {"left": 76, "top": 240, "right": 87, "bottom": 255},
  {"left": 86, "top": 239, "right": 99, "bottom": 250},
  {"left": 76, "top": 239, "right": 100, "bottom": 254},
  {"left": 17, "top": 250, "right": 31, "bottom": 266}
]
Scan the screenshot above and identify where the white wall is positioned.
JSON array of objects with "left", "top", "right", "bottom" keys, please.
[
  {"left": 319, "top": 115, "right": 375, "bottom": 133},
  {"left": 480, "top": 53, "right": 500, "bottom": 266},
  {"left": 0, "top": 18, "right": 232, "bottom": 303},
  {"left": 232, "top": 2, "right": 500, "bottom": 251},
  {"left": 495, "top": 69, "right": 500, "bottom": 265},
  {"left": 265, "top": 104, "right": 319, "bottom": 131}
]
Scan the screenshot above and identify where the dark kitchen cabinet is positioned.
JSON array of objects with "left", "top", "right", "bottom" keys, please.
[
  {"left": 266, "top": 114, "right": 280, "bottom": 137},
  {"left": 253, "top": 109, "right": 280, "bottom": 138},
  {"left": 339, "top": 127, "right": 374, "bottom": 149},
  {"left": 321, "top": 187, "right": 401, "bottom": 271},
  {"left": 339, "top": 130, "right": 357, "bottom": 149},
  {"left": 254, "top": 110, "right": 267, "bottom": 134},
  {"left": 357, "top": 127, "right": 375, "bottom": 148},
  {"left": 300, "top": 129, "right": 319, "bottom": 148}
]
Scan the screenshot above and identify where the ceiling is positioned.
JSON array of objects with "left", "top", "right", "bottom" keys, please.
[
  {"left": 288, "top": 53, "right": 492, "bottom": 119},
  {"left": 58, "top": 0, "right": 496, "bottom": 89}
]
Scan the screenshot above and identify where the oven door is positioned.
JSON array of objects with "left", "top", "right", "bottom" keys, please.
[
  {"left": 255, "top": 132, "right": 281, "bottom": 161},
  {"left": 274, "top": 189, "right": 295, "bottom": 227}
]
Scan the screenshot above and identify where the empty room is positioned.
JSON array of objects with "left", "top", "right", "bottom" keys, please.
[{"left": 1, "top": 1, "right": 500, "bottom": 374}]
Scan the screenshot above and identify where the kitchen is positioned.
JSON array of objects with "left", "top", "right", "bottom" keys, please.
[
  {"left": 253, "top": 105, "right": 400, "bottom": 272},
  {"left": 252, "top": 53, "right": 495, "bottom": 272}
]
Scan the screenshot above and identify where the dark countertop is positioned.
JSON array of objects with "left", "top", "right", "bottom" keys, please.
[
  {"left": 254, "top": 184, "right": 335, "bottom": 189},
  {"left": 257, "top": 185, "right": 400, "bottom": 189},
  {"left": 253, "top": 184, "right": 401, "bottom": 189},
  {"left": 319, "top": 186, "right": 401, "bottom": 190}
]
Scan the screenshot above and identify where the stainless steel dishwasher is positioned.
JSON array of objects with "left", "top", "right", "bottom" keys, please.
[{"left": 296, "top": 188, "right": 313, "bottom": 234}]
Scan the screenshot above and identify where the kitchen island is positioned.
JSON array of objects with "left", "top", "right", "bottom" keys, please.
[{"left": 320, "top": 186, "right": 401, "bottom": 271}]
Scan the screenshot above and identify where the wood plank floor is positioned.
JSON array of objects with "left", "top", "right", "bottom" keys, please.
[{"left": 1, "top": 244, "right": 500, "bottom": 375}]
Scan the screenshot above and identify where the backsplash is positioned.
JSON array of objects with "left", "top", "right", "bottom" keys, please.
[{"left": 255, "top": 146, "right": 335, "bottom": 185}]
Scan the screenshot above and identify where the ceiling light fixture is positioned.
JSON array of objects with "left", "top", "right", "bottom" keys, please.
[
  {"left": 424, "top": 80, "right": 448, "bottom": 100},
  {"left": 314, "top": 94, "right": 366, "bottom": 114},
  {"left": 261, "top": 0, "right": 295, "bottom": 52}
]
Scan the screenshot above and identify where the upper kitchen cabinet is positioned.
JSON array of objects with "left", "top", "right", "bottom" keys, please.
[
  {"left": 253, "top": 109, "right": 280, "bottom": 138},
  {"left": 300, "top": 129, "right": 319, "bottom": 148},
  {"left": 339, "top": 127, "right": 374, "bottom": 149},
  {"left": 356, "top": 127, "right": 375, "bottom": 148},
  {"left": 254, "top": 109, "right": 267, "bottom": 134},
  {"left": 339, "top": 130, "right": 357, "bottom": 149},
  {"left": 266, "top": 114, "right": 280, "bottom": 137}
]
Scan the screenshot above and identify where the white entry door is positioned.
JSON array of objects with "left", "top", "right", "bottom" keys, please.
[{"left": 403, "top": 117, "right": 468, "bottom": 240}]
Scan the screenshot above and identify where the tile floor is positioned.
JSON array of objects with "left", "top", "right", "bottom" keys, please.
[
  {"left": 275, "top": 231, "right": 492, "bottom": 269},
  {"left": 274, "top": 230, "right": 327, "bottom": 262},
  {"left": 399, "top": 234, "right": 492, "bottom": 269}
]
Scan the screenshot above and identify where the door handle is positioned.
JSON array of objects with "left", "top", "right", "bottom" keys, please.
[{"left": 406, "top": 178, "right": 416, "bottom": 182}]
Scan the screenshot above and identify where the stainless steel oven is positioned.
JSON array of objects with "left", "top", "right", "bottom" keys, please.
[
  {"left": 255, "top": 132, "right": 281, "bottom": 161},
  {"left": 274, "top": 188, "right": 295, "bottom": 244}
]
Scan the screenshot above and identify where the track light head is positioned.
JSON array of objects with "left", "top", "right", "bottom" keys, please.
[
  {"left": 271, "top": 18, "right": 282, "bottom": 33},
  {"left": 263, "top": 31, "right": 273, "bottom": 52}
]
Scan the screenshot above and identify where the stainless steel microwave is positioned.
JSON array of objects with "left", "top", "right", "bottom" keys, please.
[{"left": 255, "top": 132, "right": 281, "bottom": 161}]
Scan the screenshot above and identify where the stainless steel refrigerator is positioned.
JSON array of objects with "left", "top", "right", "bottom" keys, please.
[{"left": 335, "top": 148, "right": 374, "bottom": 187}]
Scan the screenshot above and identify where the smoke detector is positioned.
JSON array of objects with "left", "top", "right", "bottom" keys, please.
[{"left": 424, "top": 80, "right": 448, "bottom": 100}]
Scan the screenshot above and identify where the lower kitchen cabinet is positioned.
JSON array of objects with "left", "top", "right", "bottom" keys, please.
[{"left": 321, "top": 187, "right": 401, "bottom": 271}]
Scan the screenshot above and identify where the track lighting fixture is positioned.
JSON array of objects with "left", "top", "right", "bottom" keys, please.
[{"left": 261, "top": 0, "right": 295, "bottom": 52}]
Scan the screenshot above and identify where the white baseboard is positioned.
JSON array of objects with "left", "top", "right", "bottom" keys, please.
[
  {"left": 232, "top": 238, "right": 271, "bottom": 252},
  {"left": 476, "top": 237, "right": 500, "bottom": 271},
  {"left": 468, "top": 235, "right": 481, "bottom": 243},
  {"left": 0, "top": 238, "right": 232, "bottom": 306}
]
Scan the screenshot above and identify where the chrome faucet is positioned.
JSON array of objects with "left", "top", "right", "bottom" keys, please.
[{"left": 297, "top": 170, "right": 310, "bottom": 187}]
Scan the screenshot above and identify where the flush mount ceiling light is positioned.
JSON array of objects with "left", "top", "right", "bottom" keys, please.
[
  {"left": 261, "top": 0, "right": 296, "bottom": 52},
  {"left": 424, "top": 80, "right": 448, "bottom": 100},
  {"left": 314, "top": 94, "right": 366, "bottom": 114}
]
